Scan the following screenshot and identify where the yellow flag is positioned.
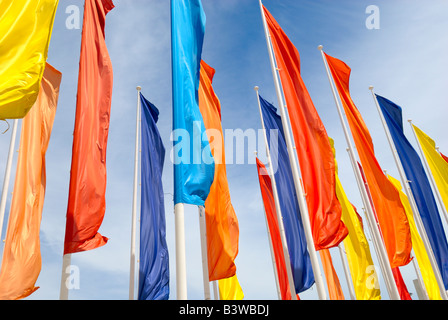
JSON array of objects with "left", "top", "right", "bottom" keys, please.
[
  {"left": 330, "top": 138, "right": 381, "bottom": 300},
  {"left": 218, "top": 275, "right": 244, "bottom": 300},
  {"left": 413, "top": 125, "right": 448, "bottom": 214},
  {"left": 0, "top": 0, "right": 59, "bottom": 120},
  {"left": 388, "top": 175, "right": 442, "bottom": 300}
]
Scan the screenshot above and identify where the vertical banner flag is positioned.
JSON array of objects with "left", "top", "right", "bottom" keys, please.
[
  {"left": 138, "top": 95, "right": 170, "bottom": 300},
  {"left": 263, "top": 6, "right": 347, "bottom": 250},
  {"left": 392, "top": 267, "right": 412, "bottom": 300},
  {"left": 256, "top": 158, "right": 293, "bottom": 300},
  {"left": 330, "top": 138, "right": 381, "bottom": 300},
  {"left": 171, "top": 0, "right": 214, "bottom": 206},
  {"left": 413, "top": 125, "right": 448, "bottom": 214},
  {"left": 325, "top": 53, "right": 412, "bottom": 268},
  {"left": 388, "top": 175, "right": 441, "bottom": 300},
  {"left": 375, "top": 94, "right": 448, "bottom": 288},
  {"left": 0, "top": 64, "right": 61, "bottom": 300},
  {"left": 198, "top": 61, "right": 239, "bottom": 281},
  {"left": 0, "top": 0, "right": 59, "bottom": 119},
  {"left": 259, "top": 95, "right": 314, "bottom": 293},
  {"left": 218, "top": 275, "right": 244, "bottom": 300},
  {"left": 64, "top": 0, "right": 114, "bottom": 254},
  {"left": 319, "top": 249, "right": 345, "bottom": 300}
]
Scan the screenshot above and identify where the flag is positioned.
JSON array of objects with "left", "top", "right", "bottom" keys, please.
[
  {"left": 330, "top": 138, "right": 381, "bottom": 300},
  {"left": 198, "top": 61, "right": 239, "bottom": 281},
  {"left": 258, "top": 95, "right": 314, "bottom": 293},
  {"left": 138, "top": 94, "right": 169, "bottom": 300},
  {"left": 0, "top": 63, "right": 61, "bottom": 299},
  {"left": 218, "top": 275, "right": 244, "bottom": 300},
  {"left": 325, "top": 53, "right": 412, "bottom": 268},
  {"left": 413, "top": 125, "right": 448, "bottom": 214},
  {"left": 319, "top": 249, "right": 345, "bottom": 300},
  {"left": 0, "top": 0, "right": 59, "bottom": 119},
  {"left": 392, "top": 267, "right": 412, "bottom": 300},
  {"left": 263, "top": 6, "right": 347, "bottom": 250},
  {"left": 375, "top": 94, "right": 448, "bottom": 288},
  {"left": 171, "top": 0, "right": 214, "bottom": 206},
  {"left": 256, "top": 158, "right": 293, "bottom": 300},
  {"left": 388, "top": 175, "right": 441, "bottom": 300},
  {"left": 63, "top": 0, "right": 114, "bottom": 254},
  {"left": 440, "top": 152, "right": 448, "bottom": 164}
]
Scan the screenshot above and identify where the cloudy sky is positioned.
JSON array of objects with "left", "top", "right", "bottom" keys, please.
[{"left": 0, "top": 0, "right": 447, "bottom": 300}]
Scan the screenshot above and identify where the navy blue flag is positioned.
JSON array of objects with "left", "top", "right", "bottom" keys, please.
[
  {"left": 259, "top": 95, "right": 314, "bottom": 293},
  {"left": 376, "top": 94, "right": 448, "bottom": 289},
  {"left": 138, "top": 94, "right": 170, "bottom": 300}
]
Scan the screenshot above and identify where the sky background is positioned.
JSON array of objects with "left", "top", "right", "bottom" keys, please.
[{"left": 0, "top": 0, "right": 447, "bottom": 300}]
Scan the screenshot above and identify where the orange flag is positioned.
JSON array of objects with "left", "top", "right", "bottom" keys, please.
[
  {"left": 319, "top": 249, "right": 345, "bottom": 300},
  {"left": 325, "top": 52, "right": 412, "bottom": 268},
  {"left": 263, "top": 6, "right": 347, "bottom": 250},
  {"left": 255, "top": 158, "right": 292, "bottom": 300},
  {"left": 63, "top": 0, "right": 114, "bottom": 254},
  {"left": 0, "top": 63, "right": 61, "bottom": 299},
  {"left": 199, "top": 60, "right": 239, "bottom": 281}
]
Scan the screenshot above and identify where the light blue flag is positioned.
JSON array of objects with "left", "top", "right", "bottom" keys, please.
[{"left": 171, "top": 0, "right": 214, "bottom": 205}]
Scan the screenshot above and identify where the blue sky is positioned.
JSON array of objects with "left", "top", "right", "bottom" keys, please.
[{"left": 0, "top": 0, "right": 447, "bottom": 300}]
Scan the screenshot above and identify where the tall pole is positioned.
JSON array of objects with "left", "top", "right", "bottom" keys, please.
[
  {"left": 259, "top": 0, "right": 327, "bottom": 300},
  {"left": 0, "top": 118, "right": 19, "bottom": 242},
  {"left": 337, "top": 243, "right": 356, "bottom": 300},
  {"left": 174, "top": 202, "right": 187, "bottom": 299},
  {"left": 317, "top": 45, "right": 400, "bottom": 300},
  {"left": 370, "top": 88, "right": 448, "bottom": 300},
  {"left": 198, "top": 205, "right": 211, "bottom": 300},
  {"left": 129, "top": 86, "right": 142, "bottom": 300},
  {"left": 409, "top": 120, "right": 448, "bottom": 226},
  {"left": 255, "top": 87, "right": 297, "bottom": 300},
  {"left": 59, "top": 253, "right": 72, "bottom": 300}
]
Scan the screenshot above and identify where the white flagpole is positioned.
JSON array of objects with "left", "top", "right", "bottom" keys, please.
[
  {"left": 213, "top": 280, "right": 219, "bottom": 300},
  {"left": 337, "top": 243, "right": 356, "bottom": 300},
  {"left": 409, "top": 120, "right": 448, "bottom": 226},
  {"left": 254, "top": 87, "right": 297, "bottom": 300},
  {"left": 59, "top": 253, "right": 72, "bottom": 300},
  {"left": 0, "top": 118, "right": 19, "bottom": 242},
  {"left": 259, "top": 0, "right": 327, "bottom": 300},
  {"left": 317, "top": 46, "right": 400, "bottom": 300},
  {"left": 174, "top": 202, "right": 187, "bottom": 299},
  {"left": 370, "top": 88, "right": 448, "bottom": 300},
  {"left": 198, "top": 205, "right": 211, "bottom": 300},
  {"left": 129, "top": 86, "right": 142, "bottom": 300}
]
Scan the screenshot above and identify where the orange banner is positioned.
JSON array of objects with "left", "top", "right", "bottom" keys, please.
[
  {"left": 263, "top": 6, "right": 347, "bottom": 250},
  {"left": 319, "top": 249, "right": 345, "bottom": 300},
  {"left": 0, "top": 63, "right": 61, "bottom": 299},
  {"left": 63, "top": 0, "right": 114, "bottom": 254},
  {"left": 199, "top": 60, "right": 239, "bottom": 281},
  {"left": 325, "top": 53, "right": 412, "bottom": 267}
]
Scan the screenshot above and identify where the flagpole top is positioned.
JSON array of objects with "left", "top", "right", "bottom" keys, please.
[
  {"left": 136, "top": 86, "right": 142, "bottom": 91},
  {"left": 254, "top": 86, "right": 259, "bottom": 91},
  {"left": 408, "top": 119, "right": 413, "bottom": 123},
  {"left": 317, "top": 45, "right": 323, "bottom": 51},
  {"left": 369, "top": 85, "right": 374, "bottom": 91}
]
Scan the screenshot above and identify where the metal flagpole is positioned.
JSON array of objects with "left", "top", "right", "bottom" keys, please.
[
  {"left": 317, "top": 46, "right": 400, "bottom": 300},
  {"left": 59, "top": 253, "right": 72, "bottom": 300},
  {"left": 337, "top": 243, "right": 356, "bottom": 300},
  {"left": 198, "top": 205, "right": 211, "bottom": 300},
  {"left": 370, "top": 88, "right": 448, "bottom": 300},
  {"left": 255, "top": 87, "right": 297, "bottom": 300},
  {"left": 174, "top": 202, "right": 187, "bottom": 299},
  {"left": 255, "top": 149, "right": 282, "bottom": 300},
  {"left": 213, "top": 281, "right": 219, "bottom": 300},
  {"left": 0, "top": 118, "right": 19, "bottom": 242},
  {"left": 409, "top": 120, "right": 448, "bottom": 226},
  {"left": 258, "top": 0, "right": 327, "bottom": 300},
  {"left": 129, "top": 86, "right": 142, "bottom": 300}
]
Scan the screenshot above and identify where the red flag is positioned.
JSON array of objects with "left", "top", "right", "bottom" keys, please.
[
  {"left": 256, "top": 158, "right": 292, "bottom": 300},
  {"left": 392, "top": 268, "right": 412, "bottom": 300},
  {"left": 440, "top": 152, "right": 448, "bottom": 164},
  {"left": 325, "top": 52, "right": 412, "bottom": 268},
  {"left": 64, "top": 0, "right": 114, "bottom": 254},
  {"left": 263, "top": 6, "right": 347, "bottom": 250}
]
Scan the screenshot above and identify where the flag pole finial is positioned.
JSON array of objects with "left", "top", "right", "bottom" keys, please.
[
  {"left": 369, "top": 85, "right": 374, "bottom": 91},
  {"left": 317, "top": 45, "right": 323, "bottom": 51},
  {"left": 136, "top": 86, "right": 142, "bottom": 91},
  {"left": 254, "top": 86, "right": 259, "bottom": 91}
]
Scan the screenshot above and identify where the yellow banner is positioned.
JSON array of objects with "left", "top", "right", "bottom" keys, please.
[
  {"left": 218, "top": 275, "right": 244, "bottom": 300},
  {"left": 0, "top": 0, "right": 59, "bottom": 119}
]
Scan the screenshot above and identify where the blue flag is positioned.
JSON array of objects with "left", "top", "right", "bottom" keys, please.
[
  {"left": 171, "top": 0, "right": 214, "bottom": 205},
  {"left": 138, "top": 94, "right": 170, "bottom": 300},
  {"left": 259, "top": 95, "right": 315, "bottom": 293},
  {"left": 376, "top": 94, "right": 448, "bottom": 289}
]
